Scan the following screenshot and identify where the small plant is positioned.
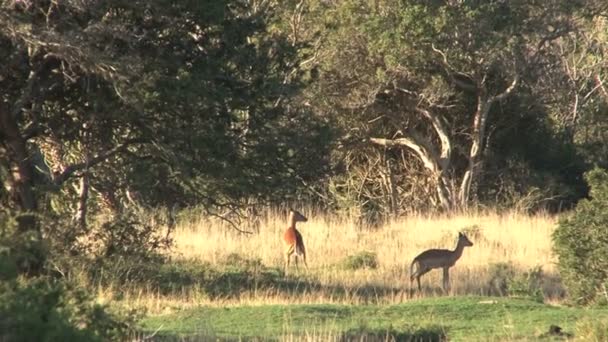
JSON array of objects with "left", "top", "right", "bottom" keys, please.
[
  {"left": 222, "top": 253, "right": 264, "bottom": 270},
  {"left": 575, "top": 317, "right": 608, "bottom": 341},
  {"left": 488, "top": 263, "right": 544, "bottom": 301},
  {"left": 488, "top": 262, "right": 516, "bottom": 296},
  {"left": 341, "top": 251, "right": 378, "bottom": 270},
  {"left": 509, "top": 266, "right": 544, "bottom": 302}
]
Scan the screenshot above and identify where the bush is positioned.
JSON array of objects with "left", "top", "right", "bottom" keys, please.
[
  {"left": 1, "top": 212, "right": 136, "bottom": 341},
  {"left": 553, "top": 167, "right": 608, "bottom": 305},
  {"left": 0, "top": 278, "right": 135, "bottom": 342},
  {"left": 0, "top": 212, "right": 46, "bottom": 276},
  {"left": 341, "top": 251, "right": 378, "bottom": 270}
]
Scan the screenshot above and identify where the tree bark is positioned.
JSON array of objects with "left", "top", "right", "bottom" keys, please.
[
  {"left": 458, "top": 76, "right": 518, "bottom": 208},
  {"left": 0, "top": 101, "right": 39, "bottom": 232},
  {"left": 74, "top": 172, "right": 89, "bottom": 231},
  {"left": 0, "top": 101, "right": 44, "bottom": 275}
]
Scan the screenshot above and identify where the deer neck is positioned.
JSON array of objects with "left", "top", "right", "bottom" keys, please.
[
  {"left": 451, "top": 241, "right": 466, "bottom": 262},
  {"left": 288, "top": 214, "right": 297, "bottom": 229}
]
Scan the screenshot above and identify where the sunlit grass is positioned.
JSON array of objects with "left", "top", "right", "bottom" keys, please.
[{"left": 100, "top": 208, "right": 561, "bottom": 313}]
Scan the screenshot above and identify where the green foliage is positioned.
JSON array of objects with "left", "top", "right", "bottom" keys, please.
[
  {"left": 0, "top": 278, "right": 134, "bottom": 342},
  {"left": 0, "top": 212, "right": 46, "bottom": 277},
  {"left": 0, "top": 214, "right": 135, "bottom": 341},
  {"left": 553, "top": 167, "right": 608, "bottom": 305},
  {"left": 340, "top": 251, "right": 378, "bottom": 270}
]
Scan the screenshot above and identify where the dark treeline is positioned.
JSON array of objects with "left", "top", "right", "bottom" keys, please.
[{"left": 2, "top": 0, "right": 608, "bottom": 262}]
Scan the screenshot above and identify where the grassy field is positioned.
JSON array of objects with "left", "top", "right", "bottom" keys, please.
[
  {"left": 89, "top": 209, "right": 603, "bottom": 340},
  {"left": 139, "top": 296, "right": 608, "bottom": 341},
  {"left": 106, "top": 210, "right": 562, "bottom": 310}
]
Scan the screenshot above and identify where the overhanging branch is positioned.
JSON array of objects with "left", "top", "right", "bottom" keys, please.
[
  {"left": 370, "top": 135, "right": 439, "bottom": 173},
  {"left": 52, "top": 138, "right": 144, "bottom": 186}
]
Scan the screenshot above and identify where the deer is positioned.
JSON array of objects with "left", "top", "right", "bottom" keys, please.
[
  {"left": 410, "top": 232, "right": 473, "bottom": 293},
  {"left": 283, "top": 208, "right": 308, "bottom": 274}
]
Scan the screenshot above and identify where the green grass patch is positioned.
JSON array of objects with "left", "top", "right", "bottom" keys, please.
[{"left": 140, "top": 296, "right": 608, "bottom": 341}]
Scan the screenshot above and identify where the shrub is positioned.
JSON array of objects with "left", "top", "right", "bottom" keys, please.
[
  {"left": 341, "top": 251, "right": 378, "bottom": 270},
  {"left": 0, "top": 278, "right": 135, "bottom": 342},
  {"left": 1, "top": 212, "right": 136, "bottom": 341},
  {"left": 508, "top": 266, "right": 544, "bottom": 302},
  {"left": 553, "top": 167, "right": 608, "bottom": 305}
]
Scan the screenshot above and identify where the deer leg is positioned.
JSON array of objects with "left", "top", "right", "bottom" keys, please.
[
  {"left": 443, "top": 267, "right": 450, "bottom": 293},
  {"left": 294, "top": 254, "right": 299, "bottom": 269},
  {"left": 285, "top": 249, "right": 292, "bottom": 274},
  {"left": 416, "top": 275, "right": 422, "bottom": 291},
  {"left": 302, "top": 253, "right": 308, "bottom": 268}
]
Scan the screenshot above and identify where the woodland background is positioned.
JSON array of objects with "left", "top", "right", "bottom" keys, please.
[{"left": 2, "top": 0, "right": 608, "bottom": 340}]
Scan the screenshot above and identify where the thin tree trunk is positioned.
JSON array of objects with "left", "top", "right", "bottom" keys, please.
[
  {"left": 74, "top": 172, "right": 89, "bottom": 231},
  {"left": 459, "top": 77, "right": 518, "bottom": 208}
]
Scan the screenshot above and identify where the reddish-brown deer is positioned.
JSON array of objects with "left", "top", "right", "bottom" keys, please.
[
  {"left": 410, "top": 232, "right": 473, "bottom": 293},
  {"left": 283, "top": 208, "right": 308, "bottom": 274}
]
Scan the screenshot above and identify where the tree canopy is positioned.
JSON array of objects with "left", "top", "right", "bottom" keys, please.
[{"left": 1, "top": 0, "right": 608, "bottom": 249}]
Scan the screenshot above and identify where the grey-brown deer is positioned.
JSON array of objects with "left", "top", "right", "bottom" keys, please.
[
  {"left": 283, "top": 208, "right": 308, "bottom": 274},
  {"left": 410, "top": 232, "right": 473, "bottom": 293}
]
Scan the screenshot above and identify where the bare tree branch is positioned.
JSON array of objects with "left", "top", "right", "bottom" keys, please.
[
  {"left": 416, "top": 108, "right": 451, "bottom": 169},
  {"left": 492, "top": 75, "right": 519, "bottom": 102},
  {"left": 370, "top": 135, "right": 439, "bottom": 173}
]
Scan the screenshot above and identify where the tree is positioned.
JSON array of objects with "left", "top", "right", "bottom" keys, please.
[
  {"left": 296, "top": 0, "right": 580, "bottom": 211},
  {"left": 0, "top": 0, "right": 330, "bottom": 271}
]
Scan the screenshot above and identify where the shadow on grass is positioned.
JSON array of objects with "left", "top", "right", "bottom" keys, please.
[
  {"left": 339, "top": 326, "right": 447, "bottom": 342},
  {"left": 88, "top": 253, "right": 408, "bottom": 302},
  {"left": 140, "top": 326, "right": 448, "bottom": 342},
  {"left": 87, "top": 254, "right": 566, "bottom": 304}
]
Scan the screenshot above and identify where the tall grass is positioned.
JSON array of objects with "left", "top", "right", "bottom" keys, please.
[{"left": 113, "top": 209, "right": 557, "bottom": 309}]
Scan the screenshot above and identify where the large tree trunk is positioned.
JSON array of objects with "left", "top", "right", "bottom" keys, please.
[{"left": 0, "top": 102, "right": 39, "bottom": 231}]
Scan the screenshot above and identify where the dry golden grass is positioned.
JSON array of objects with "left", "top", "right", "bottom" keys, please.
[
  {"left": 134, "top": 208, "right": 560, "bottom": 309},
  {"left": 93, "top": 208, "right": 561, "bottom": 313}
]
